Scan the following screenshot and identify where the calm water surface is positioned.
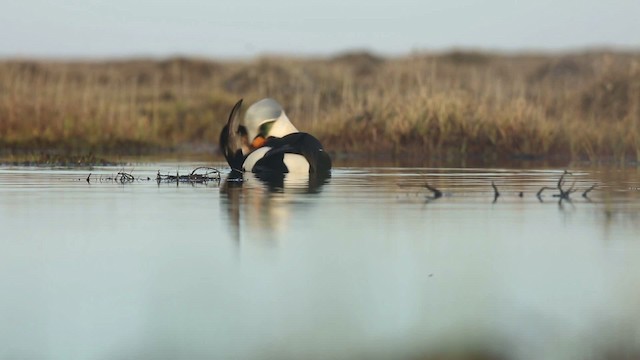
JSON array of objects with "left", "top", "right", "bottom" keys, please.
[{"left": 1, "top": 162, "right": 639, "bottom": 360}]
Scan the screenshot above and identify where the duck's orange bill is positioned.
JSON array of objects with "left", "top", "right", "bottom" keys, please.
[{"left": 251, "top": 136, "right": 266, "bottom": 149}]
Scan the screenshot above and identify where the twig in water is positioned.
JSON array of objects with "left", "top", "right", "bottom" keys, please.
[
  {"left": 491, "top": 181, "right": 500, "bottom": 197},
  {"left": 537, "top": 186, "right": 555, "bottom": 198},
  {"left": 424, "top": 183, "right": 443, "bottom": 199},
  {"left": 537, "top": 170, "right": 578, "bottom": 202},
  {"left": 557, "top": 170, "right": 571, "bottom": 190},
  {"left": 156, "top": 167, "right": 221, "bottom": 184},
  {"left": 116, "top": 171, "right": 135, "bottom": 183},
  {"left": 582, "top": 184, "right": 597, "bottom": 198},
  {"left": 554, "top": 171, "right": 576, "bottom": 200},
  {"left": 189, "top": 167, "right": 221, "bottom": 181}
]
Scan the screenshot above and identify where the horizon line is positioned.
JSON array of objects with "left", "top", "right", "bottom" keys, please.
[{"left": 2, "top": 44, "right": 640, "bottom": 62}]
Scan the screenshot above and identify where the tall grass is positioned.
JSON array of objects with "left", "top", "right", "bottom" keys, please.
[{"left": 1, "top": 51, "right": 639, "bottom": 162}]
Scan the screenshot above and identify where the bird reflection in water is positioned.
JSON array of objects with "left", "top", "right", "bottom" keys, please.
[{"left": 220, "top": 170, "right": 330, "bottom": 243}]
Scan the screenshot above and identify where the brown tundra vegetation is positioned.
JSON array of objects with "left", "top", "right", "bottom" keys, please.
[{"left": 1, "top": 50, "right": 639, "bottom": 163}]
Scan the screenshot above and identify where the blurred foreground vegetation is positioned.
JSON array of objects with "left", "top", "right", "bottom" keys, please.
[{"left": 1, "top": 50, "right": 639, "bottom": 163}]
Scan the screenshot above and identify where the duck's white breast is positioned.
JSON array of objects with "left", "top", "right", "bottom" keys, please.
[{"left": 242, "top": 147, "right": 271, "bottom": 172}]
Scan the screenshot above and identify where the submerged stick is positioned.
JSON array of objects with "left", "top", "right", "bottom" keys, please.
[
  {"left": 537, "top": 186, "right": 555, "bottom": 198},
  {"left": 424, "top": 183, "right": 443, "bottom": 199},
  {"left": 491, "top": 181, "right": 500, "bottom": 197},
  {"left": 189, "top": 167, "right": 221, "bottom": 180},
  {"left": 84, "top": 167, "right": 220, "bottom": 185},
  {"left": 549, "top": 170, "right": 575, "bottom": 201},
  {"left": 557, "top": 171, "right": 566, "bottom": 190},
  {"left": 491, "top": 181, "right": 500, "bottom": 203},
  {"left": 116, "top": 171, "right": 135, "bottom": 183},
  {"left": 156, "top": 167, "right": 221, "bottom": 184},
  {"left": 557, "top": 170, "right": 572, "bottom": 190},
  {"left": 582, "top": 184, "right": 597, "bottom": 198}
]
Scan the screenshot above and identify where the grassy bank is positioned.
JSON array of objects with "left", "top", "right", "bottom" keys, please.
[{"left": 1, "top": 51, "right": 639, "bottom": 163}]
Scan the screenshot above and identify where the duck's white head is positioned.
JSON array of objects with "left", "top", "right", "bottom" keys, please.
[{"left": 244, "top": 98, "right": 298, "bottom": 149}]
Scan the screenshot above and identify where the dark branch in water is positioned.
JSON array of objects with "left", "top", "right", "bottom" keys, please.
[
  {"left": 491, "top": 181, "right": 500, "bottom": 197},
  {"left": 582, "top": 184, "right": 597, "bottom": 198},
  {"left": 491, "top": 181, "right": 500, "bottom": 203},
  {"left": 156, "top": 167, "right": 221, "bottom": 184},
  {"left": 557, "top": 171, "right": 565, "bottom": 190},
  {"left": 557, "top": 170, "right": 571, "bottom": 190},
  {"left": 424, "top": 183, "right": 443, "bottom": 199},
  {"left": 554, "top": 171, "right": 576, "bottom": 200},
  {"left": 537, "top": 170, "right": 595, "bottom": 203},
  {"left": 86, "top": 167, "right": 220, "bottom": 185},
  {"left": 536, "top": 186, "right": 555, "bottom": 198},
  {"left": 117, "top": 171, "right": 135, "bottom": 183}
]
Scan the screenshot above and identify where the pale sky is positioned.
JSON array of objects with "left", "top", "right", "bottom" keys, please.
[{"left": 1, "top": 0, "right": 639, "bottom": 59}]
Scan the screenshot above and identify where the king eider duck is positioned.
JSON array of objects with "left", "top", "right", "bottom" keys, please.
[{"left": 219, "top": 98, "right": 331, "bottom": 175}]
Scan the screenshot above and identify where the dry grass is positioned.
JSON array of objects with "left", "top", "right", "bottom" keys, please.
[{"left": 1, "top": 50, "right": 639, "bottom": 162}]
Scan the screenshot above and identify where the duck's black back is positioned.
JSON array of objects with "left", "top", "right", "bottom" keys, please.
[{"left": 255, "top": 133, "right": 331, "bottom": 174}]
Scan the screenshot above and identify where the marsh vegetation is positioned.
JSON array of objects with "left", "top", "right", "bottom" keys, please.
[{"left": 1, "top": 50, "right": 639, "bottom": 163}]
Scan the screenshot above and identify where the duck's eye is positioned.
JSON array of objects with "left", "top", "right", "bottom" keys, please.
[{"left": 258, "top": 122, "right": 274, "bottom": 137}]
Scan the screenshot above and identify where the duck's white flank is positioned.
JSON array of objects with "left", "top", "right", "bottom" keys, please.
[
  {"left": 283, "top": 154, "right": 310, "bottom": 173},
  {"left": 242, "top": 147, "right": 271, "bottom": 172}
]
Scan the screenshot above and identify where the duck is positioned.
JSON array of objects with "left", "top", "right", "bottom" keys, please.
[{"left": 219, "top": 98, "right": 331, "bottom": 175}]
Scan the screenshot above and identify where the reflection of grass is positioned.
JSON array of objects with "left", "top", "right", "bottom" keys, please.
[{"left": 1, "top": 51, "right": 639, "bottom": 162}]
